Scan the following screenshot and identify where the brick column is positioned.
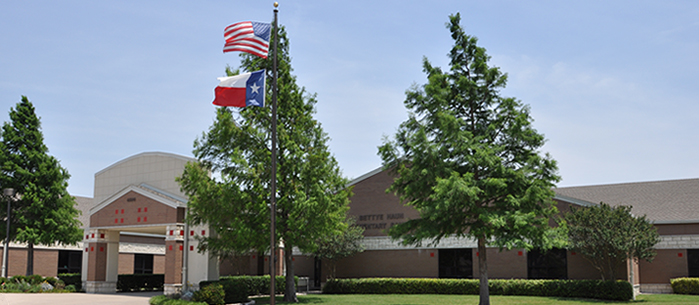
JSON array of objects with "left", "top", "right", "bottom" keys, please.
[
  {"left": 164, "top": 224, "right": 184, "bottom": 294},
  {"left": 83, "top": 229, "right": 119, "bottom": 293}
]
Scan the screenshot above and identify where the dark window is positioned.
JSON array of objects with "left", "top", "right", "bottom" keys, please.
[
  {"left": 688, "top": 249, "right": 699, "bottom": 277},
  {"left": 57, "top": 250, "right": 82, "bottom": 274},
  {"left": 134, "top": 254, "right": 154, "bottom": 274},
  {"left": 439, "top": 248, "right": 473, "bottom": 278},
  {"left": 528, "top": 248, "right": 567, "bottom": 279}
]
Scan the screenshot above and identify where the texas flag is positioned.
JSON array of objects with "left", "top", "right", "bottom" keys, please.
[{"left": 212, "top": 69, "right": 266, "bottom": 107}]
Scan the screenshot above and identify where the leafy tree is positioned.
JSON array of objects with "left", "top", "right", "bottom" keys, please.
[
  {"left": 564, "top": 202, "right": 660, "bottom": 281},
  {"left": 314, "top": 217, "right": 365, "bottom": 279},
  {"left": 178, "top": 26, "right": 351, "bottom": 303},
  {"left": 378, "top": 14, "right": 562, "bottom": 305},
  {"left": 0, "top": 96, "right": 82, "bottom": 276}
]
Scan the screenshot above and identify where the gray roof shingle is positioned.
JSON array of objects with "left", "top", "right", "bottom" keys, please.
[{"left": 555, "top": 178, "right": 699, "bottom": 223}]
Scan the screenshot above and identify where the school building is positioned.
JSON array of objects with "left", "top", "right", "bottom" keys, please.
[{"left": 0, "top": 152, "right": 697, "bottom": 294}]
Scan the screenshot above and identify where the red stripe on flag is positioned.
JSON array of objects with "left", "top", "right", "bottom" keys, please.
[
  {"left": 224, "top": 22, "right": 253, "bottom": 40},
  {"left": 213, "top": 86, "right": 247, "bottom": 107},
  {"left": 223, "top": 21, "right": 269, "bottom": 58}
]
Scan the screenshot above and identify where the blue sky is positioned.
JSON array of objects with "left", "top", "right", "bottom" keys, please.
[{"left": 1, "top": 1, "right": 699, "bottom": 197}]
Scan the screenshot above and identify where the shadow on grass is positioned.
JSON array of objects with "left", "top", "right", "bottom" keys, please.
[
  {"left": 549, "top": 296, "right": 647, "bottom": 303},
  {"left": 251, "top": 296, "right": 325, "bottom": 304}
]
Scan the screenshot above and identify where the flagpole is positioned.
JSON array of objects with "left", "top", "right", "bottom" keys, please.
[{"left": 270, "top": 3, "right": 279, "bottom": 305}]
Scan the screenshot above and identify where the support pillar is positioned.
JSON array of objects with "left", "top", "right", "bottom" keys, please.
[
  {"left": 83, "top": 229, "right": 119, "bottom": 293},
  {"left": 164, "top": 224, "right": 184, "bottom": 294},
  {"left": 185, "top": 225, "right": 219, "bottom": 291}
]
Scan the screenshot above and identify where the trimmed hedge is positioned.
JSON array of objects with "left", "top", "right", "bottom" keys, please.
[
  {"left": 220, "top": 275, "right": 298, "bottom": 295},
  {"left": 194, "top": 283, "right": 225, "bottom": 305},
  {"left": 200, "top": 277, "right": 249, "bottom": 304},
  {"left": 118, "top": 274, "right": 164, "bottom": 292},
  {"left": 199, "top": 275, "right": 299, "bottom": 304},
  {"left": 322, "top": 278, "right": 633, "bottom": 301},
  {"left": 149, "top": 295, "right": 207, "bottom": 305},
  {"left": 671, "top": 277, "right": 699, "bottom": 295},
  {"left": 58, "top": 273, "right": 82, "bottom": 291}
]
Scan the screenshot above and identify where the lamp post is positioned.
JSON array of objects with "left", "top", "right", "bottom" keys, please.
[{"left": 2, "top": 188, "right": 14, "bottom": 278}]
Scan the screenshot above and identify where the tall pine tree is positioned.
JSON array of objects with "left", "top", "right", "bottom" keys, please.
[
  {"left": 379, "top": 14, "right": 563, "bottom": 305},
  {"left": 179, "top": 26, "right": 351, "bottom": 302},
  {"left": 0, "top": 96, "right": 82, "bottom": 276}
]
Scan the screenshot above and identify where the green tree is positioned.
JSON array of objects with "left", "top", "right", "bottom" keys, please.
[
  {"left": 314, "top": 217, "right": 365, "bottom": 279},
  {"left": 378, "top": 14, "right": 562, "bottom": 305},
  {"left": 178, "top": 26, "right": 351, "bottom": 303},
  {"left": 564, "top": 202, "right": 660, "bottom": 281},
  {"left": 0, "top": 96, "right": 82, "bottom": 276}
]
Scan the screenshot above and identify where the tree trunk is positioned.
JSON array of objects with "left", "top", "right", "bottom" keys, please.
[
  {"left": 478, "top": 236, "right": 489, "bottom": 305},
  {"left": 25, "top": 242, "right": 34, "bottom": 276},
  {"left": 283, "top": 246, "right": 298, "bottom": 302}
]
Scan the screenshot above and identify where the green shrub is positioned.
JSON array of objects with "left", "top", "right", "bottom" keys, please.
[
  {"left": 323, "top": 278, "right": 632, "bottom": 301},
  {"left": 199, "top": 275, "right": 299, "bottom": 303},
  {"left": 28, "top": 285, "right": 42, "bottom": 293},
  {"left": 218, "top": 275, "right": 295, "bottom": 295},
  {"left": 149, "top": 295, "right": 208, "bottom": 305},
  {"left": 58, "top": 273, "right": 82, "bottom": 291},
  {"left": 194, "top": 283, "right": 225, "bottom": 305},
  {"left": 27, "top": 274, "right": 43, "bottom": 285},
  {"left": 218, "top": 278, "right": 249, "bottom": 303},
  {"left": 42, "top": 276, "right": 60, "bottom": 287},
  {"left": 10, "top": 275, "right": 27, "bottom": 284},
  {"left": 672, "top": 277, "right": 699, "bottom": 295}
]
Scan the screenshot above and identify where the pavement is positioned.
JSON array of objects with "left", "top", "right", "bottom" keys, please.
[{"left": 0, "top": 291, "right": 161, "bottom": 305}]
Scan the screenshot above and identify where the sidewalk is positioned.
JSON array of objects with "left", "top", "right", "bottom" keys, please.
[{"left": 0, "top": 291, "right": 161, "bottom": 305}]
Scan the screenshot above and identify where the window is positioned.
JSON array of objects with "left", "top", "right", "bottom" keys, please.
[
  {"left": 57, "top": 250, "right": 82, "bottom": 274},
  {"left": 688, "top": 249, "right": 699, "bottom": 277},
  {"left": 527, "top": 248, "right": 567, "bottom": 279},
  {"left": 134, "top": 254, "right": 154, "bottom": 274},
  {"left": 439, "top": 248, "right": 473, "bottom": 278}
]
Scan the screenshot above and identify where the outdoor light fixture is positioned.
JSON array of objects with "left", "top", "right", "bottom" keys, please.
[{"left": 2, "top": 188, "right": 15, "bottom": 278}]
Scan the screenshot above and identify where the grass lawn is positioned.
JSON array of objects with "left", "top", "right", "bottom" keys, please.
[{"left": 250, "top": 293, "right": 699, "bottom": 305}]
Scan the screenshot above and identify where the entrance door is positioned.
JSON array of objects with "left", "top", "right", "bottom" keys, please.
[
  {"left": 439, "top": 248, "right": 473, "bottom": 278},
  {"left": 688, "top": 249, "right": 699, "bottom": 277},
  {"left": 313, "top": 256, "right": 322, "bottom": 288},
  {"left": 527, "top": 248, "right": 567, "bottom": 279}
]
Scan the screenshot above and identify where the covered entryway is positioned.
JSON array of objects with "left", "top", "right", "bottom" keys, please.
[{"left": 81, "top": 152, "right": 218, "bottom": 294}]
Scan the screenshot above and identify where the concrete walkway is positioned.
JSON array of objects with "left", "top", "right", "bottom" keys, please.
[{"left": 0, "top": 291, "right": 161, "bottom": 305}]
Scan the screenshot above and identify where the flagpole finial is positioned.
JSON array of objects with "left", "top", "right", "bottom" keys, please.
[{"left": 274, "top": 2, "right": 278, "bottom": 8}]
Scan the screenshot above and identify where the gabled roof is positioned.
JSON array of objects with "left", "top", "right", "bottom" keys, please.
[
  {"left": 90, "top": 183, "right": 187, "bottom": 216},
  {"left": 346, "top": 167, "right": 384, "bottom": 188},
  {"left": 349, "top": 168, "right": 699, "bottom": 224},
  {"left": 555, "top": 178, "right": 699, "bottom": 224}
]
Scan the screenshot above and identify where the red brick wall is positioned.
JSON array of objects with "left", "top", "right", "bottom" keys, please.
[
  {"left": 1, "top": 247, "right": 59, "bottom": 277},
  {"left": 90, "top": 191, "right": 179, "bottom": 228},
  {"left": 87, "top": 242, "right": 108, "bottom": 281},
  {"left": 349, "top": 171, "right": 420, "bottom": 237},
  {"left": 566, "top": 250, "right": 602, "bottom": 279},
  {"left": 640, "top": 249, "right": 688, "bottom": 284},
  {"left": 154, "top": 254, "right": 165, "bottom": 274},
  {"left": 473, "top": 248, "right": 527, "bottom": 279},
  {"left": 335, "top": 249, "right": 437, "bottom": 278},
  {"left": 119, "top": 253, "right": 134, "bottom": 274},
  {"left": 164, "top": 240, "right": 183, "bottom": 284},
  {"left": 219, "top": 256, "right": 253, "bottom": 276},
  {"left": 655, "top": 223, "right": 699, "bottom": 235}
]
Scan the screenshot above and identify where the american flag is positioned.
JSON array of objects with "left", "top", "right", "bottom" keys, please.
[{"left": 223, "top": 21, "right": 271, "bottom": 59}]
